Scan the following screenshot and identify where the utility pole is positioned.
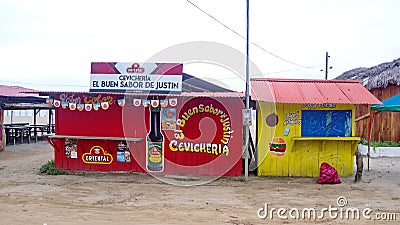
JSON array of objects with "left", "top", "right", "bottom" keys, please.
[
  {"left": 322, "top": 52, "right": 332, "bottom": 80},
  {"left": 325, "top": 52, "right": 329, "bottom": 80},
  {"left": 244, "top": 0, "right": 250, "bottom": 181}
]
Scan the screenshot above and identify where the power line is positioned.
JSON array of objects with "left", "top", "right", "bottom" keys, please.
[
  {"left": 185, "top": 0, "right": 314, "bottom": 68},
  {"left": 201, "top": 64, "right": 322, "bottom": 80},
  {"left": 262, "top": 64, "right": 322, "bottom": 75},
  {"left": 186, "top": 0, "right": 247, "bottom": 42}
]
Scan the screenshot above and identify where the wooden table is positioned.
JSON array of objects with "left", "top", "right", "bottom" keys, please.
[
  {"left": 4, "top": 125, "right": 31, "bottom": 145},
  {"left": 28, "top": 125, "right": 49, "bottom": 142}
]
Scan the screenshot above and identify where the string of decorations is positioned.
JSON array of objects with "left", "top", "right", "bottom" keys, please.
[{"left": 46, "top": 97, "right": 178, "bottom": 112}]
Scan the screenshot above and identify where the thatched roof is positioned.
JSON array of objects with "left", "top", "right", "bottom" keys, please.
[{"left": 334, "top": 58, "right": 400, "bottom": 90}]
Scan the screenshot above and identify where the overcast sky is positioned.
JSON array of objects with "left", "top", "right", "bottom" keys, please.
[{"left": 1, "top": 0, "right": 399, "bottom": 92}]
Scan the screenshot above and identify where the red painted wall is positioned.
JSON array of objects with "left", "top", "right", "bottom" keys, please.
[{"left": 50, "top": 93, "right": 243, "bottom": 176}]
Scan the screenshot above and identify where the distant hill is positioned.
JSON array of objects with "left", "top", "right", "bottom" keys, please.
[{"left": 334, "top": 58, "right": 400, "bottom": 90}]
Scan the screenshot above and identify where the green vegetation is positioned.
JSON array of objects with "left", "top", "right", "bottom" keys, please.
[
  {"left": 39, "top": 160, "right": 69, "bottom": 175},
  {"left": 360, "top": 138, "right": 400, "bottom": 147}
]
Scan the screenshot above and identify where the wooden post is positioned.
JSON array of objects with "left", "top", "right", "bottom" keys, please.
[
  {"left": 0, "top": 107, "right": 4, "bottom": 151},
  {"left": 367, "top": 110, "right": 375, "bottom": 170},
  {"left": 48, "top": 109, "right": 52, "bottom": 134},
  {"left": 355, "top": 151, "right": 363, "bottom": 182},
  {"left": 19, "top": 128, "right": 23, "bottom": 144},
  {"left": 34, "top": 109, "right": 37, "bottom": 142}
]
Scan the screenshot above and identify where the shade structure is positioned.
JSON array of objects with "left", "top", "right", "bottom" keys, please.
[
  {"left": 368, "top": 93, "right": 400, "bottom": 170},
  {"left": 370, "top": 94, "right": 400, "bottom": 112}
]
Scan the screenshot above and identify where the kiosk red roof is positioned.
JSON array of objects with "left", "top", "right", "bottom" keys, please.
[{"left": 250, "top": 78, "right": 381, "bottom": 104}]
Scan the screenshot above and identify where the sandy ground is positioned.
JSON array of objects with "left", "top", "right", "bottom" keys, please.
[{"left": 0, "top": 142, "right": 399, "bottom": 225}]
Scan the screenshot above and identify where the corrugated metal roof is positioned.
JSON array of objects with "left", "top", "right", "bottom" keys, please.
[
  {"left": 250, "top": 78, "right": 382, "bottom": 104},
  {"left": 0, "top": 85, "right": 49, "bottom": 107},
  {"left": 0, "top": 85, "right": 40, "bottom": 97}
]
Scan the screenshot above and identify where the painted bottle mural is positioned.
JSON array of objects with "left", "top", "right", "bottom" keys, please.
[{"left": 146, "top": 97, "right": 164, "bottom": 172}]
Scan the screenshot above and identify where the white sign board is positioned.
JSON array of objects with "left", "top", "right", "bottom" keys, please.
[{"left": 90, "top": 62, "right": 183, "bottom": 93}]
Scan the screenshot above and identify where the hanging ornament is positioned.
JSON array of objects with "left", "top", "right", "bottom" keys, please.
[
  {"left": 142, "top": 100, "right": 150, "bottom": 107},
  {"left": 117, "top": 98, "right": 126, "bottom": 107},
  {"left": 61, "top": 102, "right": 69, "bottom": 109},
  {"left": 133, "top": 99, "right": 141, "bottom": 107},
  {"left": 77, "top": 104, "right": 84, "bottom": 111},
  {"left": 160, "top": 99, "right": 168, "bottom": 108},
  {"left": 53, "top": 100, "right": 61, "bottom": 108},
  {"left": 85, "top": 104, "right": 92, "bottom": 111},
  {"left": 69, "top": 103, "right": 77, "bottom": 111},
  {"left": 101, "top": 102, "right": 109, "bottom": 110},
  {"left": 151, "top": 99, "right": 159, "bottom": 107},
  {"left": 169, "top": 98, "right": 178, "bottom": 107},
  {"left": 46, "top": 98, "right": 54, "bottom": 105},
  {"left": 93, "top": 102, "right": 101, "bottom": 111}
]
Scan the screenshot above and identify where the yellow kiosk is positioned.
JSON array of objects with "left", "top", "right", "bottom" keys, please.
[{"left": 251, "top": 78, "right": 381, "bottom": 177}]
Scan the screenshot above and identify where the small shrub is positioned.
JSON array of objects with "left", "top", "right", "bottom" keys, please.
[
  {"left": 39, "top": 160, "right": 68, "bottom": 175},
  {"left": 360, "top": 139, "right": 400, "bottom": 147}
]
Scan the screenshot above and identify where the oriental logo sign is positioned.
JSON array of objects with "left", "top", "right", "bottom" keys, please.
[
  {"left": 82, "top": 146, "right": 113, "bottom": 164},
  {"left": 169, "top": 98, "right": 233, "bottom": 157}
]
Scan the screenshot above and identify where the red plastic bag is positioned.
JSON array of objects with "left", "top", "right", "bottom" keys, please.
[{"left": 317, "top": 162, "right": 341, "bottom": 184}]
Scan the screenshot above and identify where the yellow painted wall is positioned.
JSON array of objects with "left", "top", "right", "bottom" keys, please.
[{"left": 257, "top": 102, "right": 359, "bottom": 177}]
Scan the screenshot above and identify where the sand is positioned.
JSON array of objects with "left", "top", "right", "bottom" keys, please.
[{"left": 0, "top": 142, "right": 399, "bottom": 225}]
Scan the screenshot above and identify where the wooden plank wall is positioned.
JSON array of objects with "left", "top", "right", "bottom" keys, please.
[
  {"left": 289, "top": 140, "right": 356, "bottom": 177},
  {"left": 355, "top": 84, "right": 400, "bottom": 142}
]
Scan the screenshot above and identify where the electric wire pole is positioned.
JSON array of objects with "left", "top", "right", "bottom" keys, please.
[
  {"left": 324, "top": 52, "right": 332, "bottom": 80},
  {"left": 321, "top": 52, "right": 332, "bottom": 80},
  {"left": 244, "top": 0, "right": 250, "bottom": 181}
]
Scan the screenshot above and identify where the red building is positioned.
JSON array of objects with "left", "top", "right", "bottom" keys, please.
[{"left": 37, "top": 66, "right": 244, "bottom": 176}]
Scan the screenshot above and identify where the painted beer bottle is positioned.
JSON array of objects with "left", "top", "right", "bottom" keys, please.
[{"left": 146, "top": 97, "right": 164, "bottom": 172}]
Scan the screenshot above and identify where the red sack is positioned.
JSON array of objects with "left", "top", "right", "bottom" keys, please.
[{"left": 317, "top": 162, "right": 341, "bottom": 184}]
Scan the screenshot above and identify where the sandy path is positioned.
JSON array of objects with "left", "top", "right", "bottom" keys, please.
[{"left": 0, "top": 142, "right": 399, "bottom": 225}]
